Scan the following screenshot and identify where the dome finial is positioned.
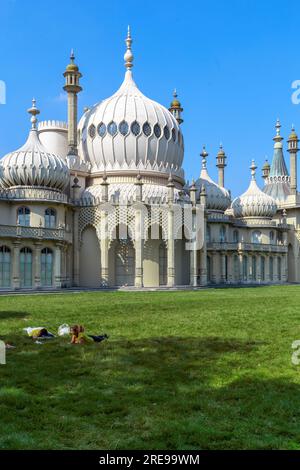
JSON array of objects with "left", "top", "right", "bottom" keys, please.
[
  {"left": 200, "top": 145, "right": 208, "bottom": 169},
  {"left": 70, "top": 49, "right": 75, "bottom": 63},
  {"left": 250, "top": 159, "right": 257, "bottom": 180},
  {"left": 124, "top": 25, "right": 133, "bottom": 70},
  {"left": 27, "top": 98, "right": 40, "bottom": 130},
  {"left": 276, "top": 118, "right": 281, "bottom": 136}
]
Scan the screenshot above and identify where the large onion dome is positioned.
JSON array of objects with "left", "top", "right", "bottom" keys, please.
[
  {"left": 78, "top": 27, "right": 184, "bottom": 181},
  {"left": 0, "top": 100, "right": 69, "bottom": 191},
  {"left": 232, "top": 160, "right": 277, "bottom": 218},
  {"left": 192, "top": 146, "right": 231, "bottom": 211}
]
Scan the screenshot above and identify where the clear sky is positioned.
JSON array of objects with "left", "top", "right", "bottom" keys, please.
[{"left": 0, "top": 0, "right": 299, "bottom": 196}]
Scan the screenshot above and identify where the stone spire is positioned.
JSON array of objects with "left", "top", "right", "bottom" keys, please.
[{"left": 287, "top": 125, "right": 299, "bottom": 195}]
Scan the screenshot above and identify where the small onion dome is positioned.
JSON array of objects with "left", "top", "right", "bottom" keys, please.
[
  {"left": 192, "top": 146, "right": 231, "bottom": 212},
  {"left": 288, "top": 125, "right": 298, "bottom": 141},
  {"left": 0, "top": 99, "right": 69, "bottom": 191},
  {"left": 65, "top": 49, "right": 79, "bottom": 72},
  {"left": 232, "top": 160, "right": 277, "bottom": 218},
  {"left": 170, "top": 89, "right": 181, "bottom": 108}
]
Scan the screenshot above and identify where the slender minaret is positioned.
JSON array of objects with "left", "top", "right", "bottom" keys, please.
[
  {"left": 262, "top": 158, "right": 270, "bottom": 182},
  {"left": 63, "top": 50, "right": 82, "bottom": 156},
  {"left": 216, "top": 143, "right": 227, "bottom": 187},
  {"left": 169, "top": 89, "right": 183, "bottom": 125},
  {"left": 287, "top": 125, "right": 299, "bottom": 195}
]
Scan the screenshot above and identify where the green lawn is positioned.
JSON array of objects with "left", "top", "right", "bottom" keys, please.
[{"left": 1, "top": 286, "right": 300, "bottom": 449}]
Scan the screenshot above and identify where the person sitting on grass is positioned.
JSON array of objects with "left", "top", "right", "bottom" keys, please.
[{"left": 70, "top": 325, "right": 108, "bottom": 344}]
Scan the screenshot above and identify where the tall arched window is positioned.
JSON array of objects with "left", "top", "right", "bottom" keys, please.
[
  {"left": 45, "top": 208, "right": 56, "bottom": 229},
  {"left": 234, "top": 255, "right": 239, "bottom": 282},
  {"left": 252, "top": 256, "right": 257, "bottom": 281},
  {"left": 20, "top": 247, "right": 32, "bottom": 288},
  {"left": 243, "top": 256, "right": 248, "bottom": 281},
  {"left": 41, "top": 248, "right": 53, "bottom": 287},
  {"left": 261, "top": 256, "right": 265, "bottom": 281},
  {"left": 220, "top": 225, "right": 226, "bottom": 243},
  {"left": 17, "top": 207, "right": 30, "bottom": 226},
  {"left": 0, "top": 246, "right": 11, "bottom": 288},
  {"left": 277, "top": 257, "right": 282, "bottom": 281},
  {"left": 269, "top": 231, "right": 274, "bottom": 244},
  {"left": 251, "top": 231, "right": 262, "bottom": 244},
  {"left": 233, "top": 230, "right": 239, "bottom": 243},
  {"left": 269, "top": 257, "right": 274, "bottom": 281}
]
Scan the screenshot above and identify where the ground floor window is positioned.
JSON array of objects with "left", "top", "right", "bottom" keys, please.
[
  {"left": 243, "top": 256, "right": 248, "bottom": 281},
  {"left": 41, "top": 248, "right": 53, "bottom": 287},
  {"left": 269, "top": 257, "right": 273, "bottom": 281},
  {"left": 159, "top": 243, "right": 167, "bottom": 286},
  {"left": 20, "top": 247, "right": 32, "bottom": 288},
  {"left": 233, "top": 255, "right": 239, "bottom": 281},
  {"left": 0, "top": 246, "right": 11, "bottom": 287},
  {"left": 261, "top": 257, "right": 265, "bottom": 281},
  {"left": 252, "top": 256, "right": 257, "bottom": 281},
  {"left": 277, "top": 257, "right": 281, "bottom": 281}
]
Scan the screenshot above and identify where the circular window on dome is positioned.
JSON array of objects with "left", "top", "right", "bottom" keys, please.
[
  {"left": 154, "top": 124, "right": 161, "bottom": 138},
  {"left": 119, "top": 120, "right": 129, "bottom": 136},
  {"left": 88, "top": 124, "right": 96, "bottom": 139},
  {"left": 172, "top": 128, "right": 176, "bottom": 142},
  {"left": 131, "top": 121, "right": 141, "bottom": 136},
  {"left": 143, "top": 122, "right": 152, "bottom": 137},
  {"left": 163, "top": 126, "right": 170, "bottom": 140},
  {"left": 107, "top": 121, "right": 117, "bottom": 136},
  {"left": 97, "top": 122, "right": 106, "bottom": 137}
]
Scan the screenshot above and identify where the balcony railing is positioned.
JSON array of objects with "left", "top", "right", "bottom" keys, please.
[
  {"left": 0, "top": 224, "right": 72, "bottom": 243},
  {"left": 207, "top": 241, "right": 287, "bottom": 253}
]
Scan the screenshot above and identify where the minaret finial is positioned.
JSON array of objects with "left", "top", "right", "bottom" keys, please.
[
  {"left": 250, "top": 159, "right": 257, "bottom": 180},
  {"left": 70, "top": 49, "right": 75, "bottom": 63},
  {"left": 27, "top": 98, "right": 40, "bottom": 130},
  {"left": 276, "top": 118, "right": 281, "bottom": 136},
  {"left": 124, "top": 25, "right": 133, "bottom": 70},
  {"left": 200, "top": 145, "right": 208, "bottom": 169}
]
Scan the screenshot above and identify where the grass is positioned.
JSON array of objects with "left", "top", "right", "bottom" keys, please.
[{"left": 1, "top": 285, "right": 300, "bottom": 449}]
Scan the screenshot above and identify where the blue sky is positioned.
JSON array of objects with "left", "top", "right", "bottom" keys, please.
[{"left": 0, "top": 0, "right": 299, "bottom": 196}]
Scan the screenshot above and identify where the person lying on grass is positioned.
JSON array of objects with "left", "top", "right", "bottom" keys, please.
[
  {"left": 27, "top": 327, "right": 55, "bottom": 339},
  {"left": 70, "top": 324, "right": 108, "bottom": 344}
]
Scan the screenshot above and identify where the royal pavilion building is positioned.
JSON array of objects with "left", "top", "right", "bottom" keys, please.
[{"left": 0, "top": 28, "right": 299, "bottom": 290}]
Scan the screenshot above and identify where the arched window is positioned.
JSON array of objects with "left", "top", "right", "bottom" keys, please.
[
  {"left": 261, "top": 256, "right": 265, "bottom": 281},
  {"left": 252, "top": 256, "right": 257, "bottom": 281},
  {"left": 0, "top": 246, "right": 11, "bottom": 287},
  {"left": 269, "top": 231, "right": 274, "bottom": 244},
  {"left": 220, "top": 225, "right": 226, "bottom": 243},
  {"left": 269, "top": 256, "right": 274, "bottom": 281},
  {"left": 206, "top": 225, "right": 211, "bottom": 242},
  {"left": 17, "top": 207, "right": 30, "bottom": 226},
  {"left": 251, "top": 231, "right": 262, "bottom": 244},
  {"left": 20, "top": 247, "right": 32, "bottom": 288},
  {"left": 234, "top": 255, "right": 239, "bottom": 282},
  {"left": 233, "top": 230, "right": 239, "bottom": 243},
  {"left": 243, "top": 256, "right": 248, "bottom": 281},
  {"left": 45, "top": 208, "right": 56, "bottom": 229},
  {"left": 41, "top": 248, "right": 53, "bottom": 287},
  {"left": 277, "top": 257, "right": 282, "bottom": 281}
]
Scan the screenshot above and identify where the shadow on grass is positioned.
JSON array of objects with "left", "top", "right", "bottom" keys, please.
[
  {"left": 1, "top": 335, "right": 299, "bottom": 450},
  {"left": 0, "top": 311, "right": 29, "bottom": 320}
]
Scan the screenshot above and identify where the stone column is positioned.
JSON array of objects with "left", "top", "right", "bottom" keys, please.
[
  {"left": 99, "top": 207, "right": 109, "bottom": 287},
  {"left": 199, "top": 247, "right": 207, "bottom": 286},
  {"left": 256, "top": 254, "right": 261, "bottom": 283},
  {"left": 12, "top": 241, "right": 20, "bottom": 290},
  {"left": 273, "top": 256, "right": 278, "bottom": 282},
  {"left": 34, "top": 242, "right": 42, "bottom": 289},
  {"left": 238, "top": 252, "right": 243, "bottom": 283},
  {"left": 227, "top": 253, "right": 233, "bottom": 284},
  {"left": 54, "top": 244, "right": 62, "bottom": 288},
  {"left": 134, "top": 206, "right": 143, "bottom": 288},
  {"left": 167, "top": 178, "right": 175, "bottom": 287},
  {"left": 190, "top": 240, "right": 198, "bottom": 287},
  {"left": 211, "top": 251, "right": 217, "bottom": 284},
  {"left": 265, "top": 254, "right": 270, "bottom": 283},
  {"left": 72, "top": 209, "right": 80, "bottom": 287},
  {"left": 282, "top": 254, "right": 287, "bottom": 283}
]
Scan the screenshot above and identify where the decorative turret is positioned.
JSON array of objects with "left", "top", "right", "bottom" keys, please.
[
  {"left": 287, "top": 125, "right": 299, "bottom": 195},
  {"left": 63, "top": 50, "right": 82, "bottom": 156},
  {"left": 263, "top": 119, "right": 291, "bottom": 201},
  {"left": 169, "top": 89, "right": 183, "bottom": 125},
  {"left": 262, "top": 158, "right": 270, "bottom": 181},
  {"left": 216, "top": 143, "right": 227, "bottom": 187}
]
